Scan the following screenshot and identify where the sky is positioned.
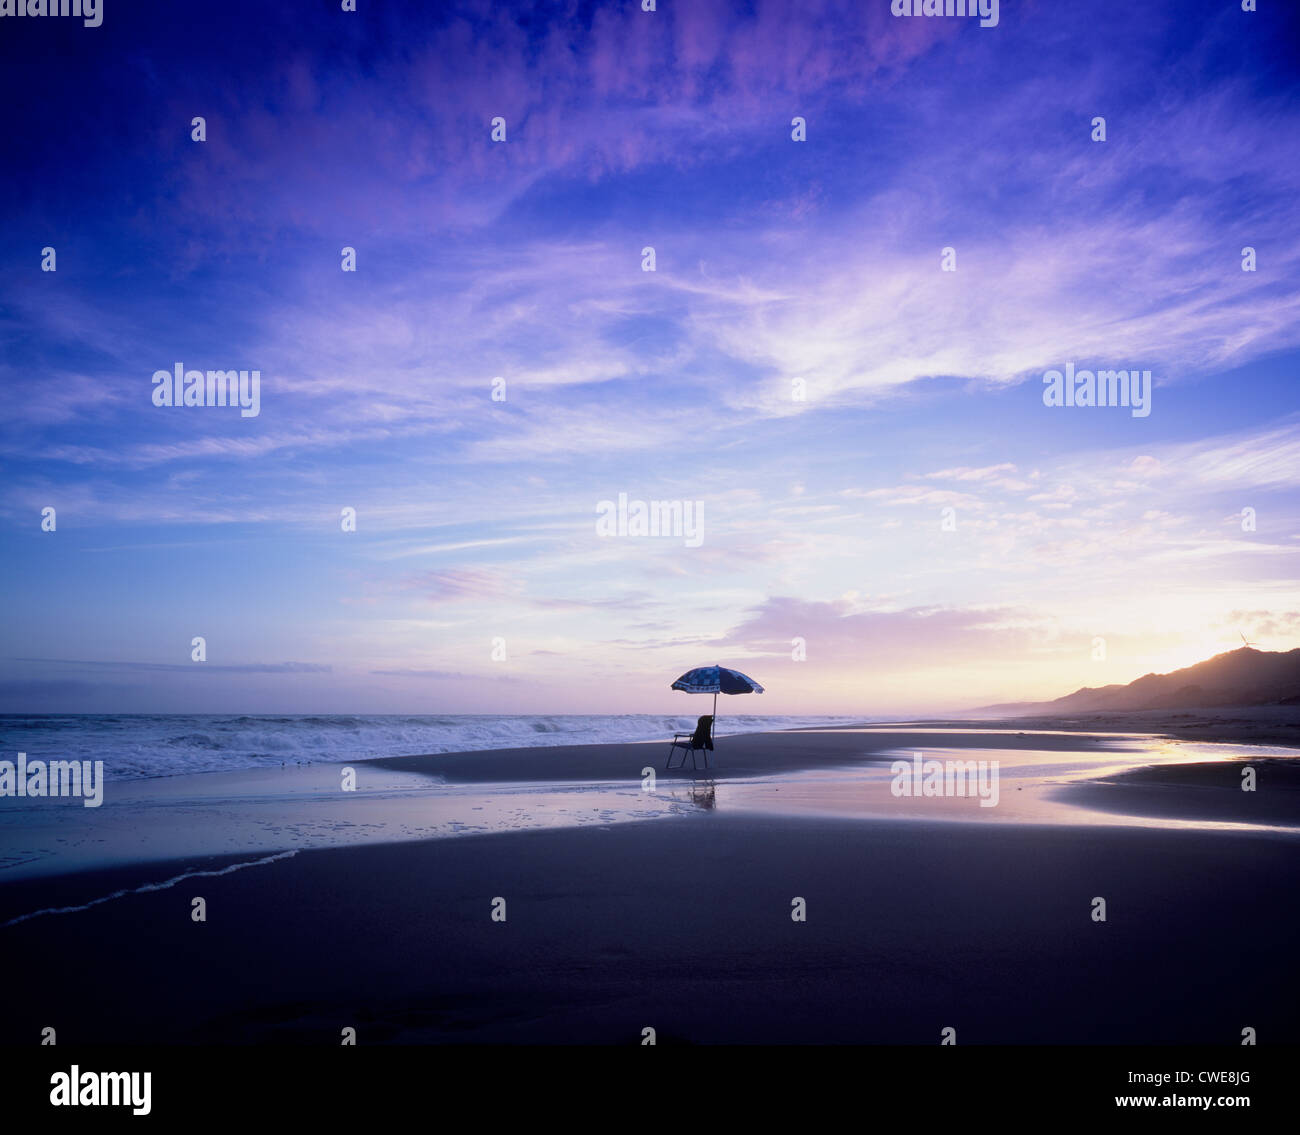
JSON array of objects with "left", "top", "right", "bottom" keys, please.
[{"left": 1, "top": 0, "right": 1299, "bottom": 716}]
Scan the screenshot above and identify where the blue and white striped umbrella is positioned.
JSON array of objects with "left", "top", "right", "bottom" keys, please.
[{"left": 670, "top": 665, "right": 765, "bottom": 717}]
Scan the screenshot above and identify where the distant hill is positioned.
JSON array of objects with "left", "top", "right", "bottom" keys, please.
[{"left": 984, "top": 647, "right": 1300, "bottom": 714}]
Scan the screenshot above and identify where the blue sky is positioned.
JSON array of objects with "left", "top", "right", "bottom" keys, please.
[{"left": 2, "top": 0, "right": 1299, "bottom": 714}]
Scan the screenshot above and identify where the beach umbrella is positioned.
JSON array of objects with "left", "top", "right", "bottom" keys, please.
[{"left": 670, "top": 664, "right": 765, "bottom": 719}]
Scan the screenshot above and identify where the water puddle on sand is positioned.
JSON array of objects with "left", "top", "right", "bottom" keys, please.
[
  {"left": 687, "top": 740, "right": 1300, "bottom": 836},
  {"left": 2, "top": 737, "right": 1295, "bottom": 883},
  {"left": 0, "top": 763, "right": 694, "bottom": 881}
]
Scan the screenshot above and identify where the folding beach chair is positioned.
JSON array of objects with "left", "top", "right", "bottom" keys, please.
[{"left": 666, "top": 715, "right": 714, "bottom": 770}]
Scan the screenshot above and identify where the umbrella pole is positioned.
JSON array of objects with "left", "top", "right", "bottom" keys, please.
[{"left": 711, "top": 690, "right": 717, "bottom": 768}]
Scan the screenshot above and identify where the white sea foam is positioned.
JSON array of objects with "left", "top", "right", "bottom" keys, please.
[
  {"left": 2, "top": 849, "right": 300, "bottom": 927},
  {"left": 0, "top": 714, "right": 868, "bottom": 781}
]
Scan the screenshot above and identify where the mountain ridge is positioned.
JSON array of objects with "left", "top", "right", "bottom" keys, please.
[{"left": 983, "top": 646, "right": 1300, "bottom": 714}]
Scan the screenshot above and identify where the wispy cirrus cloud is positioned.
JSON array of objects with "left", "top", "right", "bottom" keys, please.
[{"left": 2, "top": 0, "right": 1299, "bottom": 712}]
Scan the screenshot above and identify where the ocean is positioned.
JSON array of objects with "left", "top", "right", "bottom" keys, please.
[{"left": 0, "top": 714, "right": 869, "bottom": 781}]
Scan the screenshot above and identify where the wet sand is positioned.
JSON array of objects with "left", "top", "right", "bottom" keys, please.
[
  {"left": 965, "top": 704, "right": 1300, "bottom": 748},
  {"left": 1, "top": 725, "right": 1297, "bottom": 1044}
]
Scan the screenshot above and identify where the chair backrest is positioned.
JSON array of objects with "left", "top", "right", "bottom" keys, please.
[{"left": 692, "top": 715, "right": 714, "bottom": 749}]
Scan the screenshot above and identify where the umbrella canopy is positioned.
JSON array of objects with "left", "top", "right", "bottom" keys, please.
[{"left": 670, "top": 664, "right": 764, "bottom": 718}]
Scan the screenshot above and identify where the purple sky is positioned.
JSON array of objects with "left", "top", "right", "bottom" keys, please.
[{"left": 2, "top": 0, "right": 1299, "bottom": 714}]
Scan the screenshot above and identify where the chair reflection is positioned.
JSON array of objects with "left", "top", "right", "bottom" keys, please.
[{"left": 687, "top": 779, "right": 716, "bottom": 810}]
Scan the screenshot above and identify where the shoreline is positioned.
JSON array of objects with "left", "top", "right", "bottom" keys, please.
[
  {"left": 3, "top": 724, "right": 1296, "bottom": 887},
  {"left": 952, "top": 704, "right": 1300, "bottom": 749},
  {"left": 2, "top": 723, "right": 1297, "bottom": 1045}
]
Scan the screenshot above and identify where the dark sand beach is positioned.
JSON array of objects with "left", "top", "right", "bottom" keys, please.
[
  {"left": 2, "top": 724, "right": 1296, "bottom": 1045},
  {"left": 970, "top": 705, "right": 1300, "bottom": 749}
]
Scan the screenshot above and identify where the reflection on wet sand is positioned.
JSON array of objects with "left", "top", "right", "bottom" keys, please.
[{"left": 2, "top": 731, "right": 1295, "bottom": 887}]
